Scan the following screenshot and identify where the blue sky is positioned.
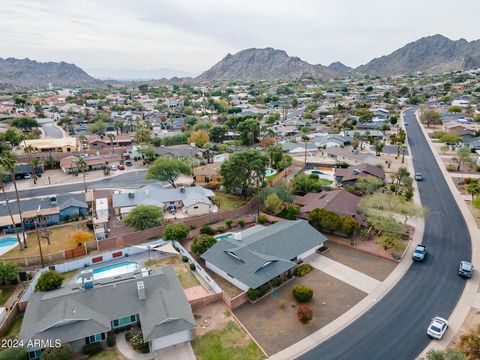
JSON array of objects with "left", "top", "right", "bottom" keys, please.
[{"left": 1, "top": 0, "right": 479, "bottom": 75}]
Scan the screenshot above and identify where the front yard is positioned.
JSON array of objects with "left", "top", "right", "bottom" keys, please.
[
  {"left": 192, "top": 320, "right": 264, "bottom": 360},
  {"left": 1, "top": 223, "right": 93, "bottom": 259},
  {"left": 234, "top": 269, "right": 367, "bottom": 355}
]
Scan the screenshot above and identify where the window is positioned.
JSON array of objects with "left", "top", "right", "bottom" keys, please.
[
  {"left": 28, "top": 350, "right": 43, "bottom": 360},
  {"left": 86, "top": 332, "right": 106, "bottom": 344},
  {"left": 112, "top": 314, "right": 137, "bottom": 328},
  {"left": 193, "top": 206, "right": 199, "bottom": 209}
]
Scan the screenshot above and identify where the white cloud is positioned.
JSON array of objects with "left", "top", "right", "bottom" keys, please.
[{"left": 0, "top": 0, "right": 479, "bottom": 74}]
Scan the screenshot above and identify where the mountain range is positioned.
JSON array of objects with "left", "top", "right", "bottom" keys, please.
[{"left": 1, "top": 34, "right": 480, "bottom": 87}]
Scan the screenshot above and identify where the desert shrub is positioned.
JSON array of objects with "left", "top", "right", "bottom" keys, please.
[
  {"left": 216, "top": 226, "right": 226, "bottom": 233},
  {"left": 446, "top": 163, "right": 458, "bottom": 172},
  {"left": 189, "top": 263, "right": 196, "bottom": 271},
  {"left": 247, "top": 288, "right": 263, "bottom": 301},
  {"left": 293, "top": 264, "right": 313, "bottom": 277},
  {"left": 225, "top": 219, "right": 233, "bottom": 228},
  {"left": 200, "top": 225, "right": 215, "bottom": 235},
  {"left": 389, "top": 184, "right": 397, "bottom": 192},
  {"left": 238, "top": 218, "right": 246, "bottom": 228},
  {"left": 40, "top": 344, "right": 73, "bottom": 360},
  {"left": 35, "top": 271, "right": 64, "bottom": 292},
  {"left": 297, "top": 304, "right": 313, "bottom": 323},
  {"left": 293, "top": 285, "right": 313, "bottom": 302},
  {"left": 107, "top": 334, "right": 116, "bottom": 347},
  {"left": 278, "top": 299, "right": 287, "bottom": 309},
  {"left": 257, "top": 215, "right": 267, "bottom": 224},
  {"left": 181, "top": 256, "right": 189, "bottom": 262},
  {"left": 82, "top": 343, "right": 102, "bottom": 356}
]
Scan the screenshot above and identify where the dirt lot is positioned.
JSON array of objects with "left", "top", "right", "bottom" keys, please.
[
  {"left": 233, "top": 269, "right": 367, "bottom": 355},
  {"left": 323, "top": 241, "right": 397, "bottom": 281},
  {"left": 193, "top": 301, "right": 233, "bottom": 337},
  {"left": 449, "top": 307, "right": 480, "bottom": 349}
]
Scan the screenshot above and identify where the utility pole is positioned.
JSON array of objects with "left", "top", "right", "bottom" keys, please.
[
  {"left": 34, "top": 219, "right": 45, "bottom": 268},
  {"left": 256, "top": 176, "right": 260, "bottom": 217}
]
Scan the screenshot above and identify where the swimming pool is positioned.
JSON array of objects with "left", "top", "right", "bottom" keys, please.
[
  {"left": 215, "top": 233, "right": 233, "bottom": 240},
  {"left": 76, "top": 261, "right": 139, "bottom": 284},
  {"left": 265, "top": 168, "right": 277, "bottom": 176},
  {"left": 0, "top": 237, "right": 18, "bottom": 248}
]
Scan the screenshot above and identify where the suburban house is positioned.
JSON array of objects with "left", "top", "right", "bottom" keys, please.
[
  {"left": 20, "top": 137, "right": 78, "bottom": 153},
  {"left": 193, "top": 163, "right": 221, "bottom": 184},
  {"left": 201, "top": 220, "right": 327, "bottom": 291},
  {"left": 112, "top": 184, "right": 217, "bottom": 218},
  {"left": 60, "top": 154, "right": 122, "bottom": 174},
  {"left": 281, "top": 141, "right": 317, "bottom": 154},
  {"left": 20, "top": 266, "right": 196, "bottom": 359},
  {"left": 335, "top": 163, "right": 385, "bottom": 185},
  {"left": 88, "top": 134, "right": 134, "bottom": 149},
  {"left": 313, "top": 135, "right": 350, "bottom": 148},
  {"left": 294, "top": 189, "right": 362, "bottom": 222},
  {"left": 322, "top": 147, "right": 380, "bottom": 166},
  {"left": 0, "top": 193, "right": 88, "bottom": 233}
]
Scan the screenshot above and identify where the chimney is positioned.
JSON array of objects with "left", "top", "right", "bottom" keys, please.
[{"left": 137, "top": 281, "right": 145, "bottom": 300}]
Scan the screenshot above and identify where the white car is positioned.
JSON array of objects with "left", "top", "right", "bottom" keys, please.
[
  {"left": 110, "top": 165, "right": 117, "bottom": 171},
  {"left": 427, "top": 317, "right": 448, "bottom": 339}
]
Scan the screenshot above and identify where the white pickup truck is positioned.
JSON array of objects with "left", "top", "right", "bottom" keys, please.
[{"left": 412, "top": 245, "right": 427, "bottom": 261}]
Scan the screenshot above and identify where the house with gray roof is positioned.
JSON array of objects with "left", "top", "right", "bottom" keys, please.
[
  {"left": 112, "top": 183, "right": 216, "bottom": 218},
  {"left": 281, "top": 141, "right": 317, "bottom": 154},
  {"left": 201, "top": 220, "right": 326, "bottom": 291},
  {"left": 20, "top": 266, "right": 195, "bottom": 359}
]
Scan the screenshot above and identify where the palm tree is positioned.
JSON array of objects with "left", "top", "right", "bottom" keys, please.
[
  {"left": 465, "top": 182, "right": 480, "bottom": 200},
  {"left": 76, "top": 157, "right": 88, "bottom": 193},
  {"left": 0, "top": 152, "right": 27, "bottom": 248},
  {"left": 23, "top": 144, "right": 35, "bottom": 180},
  {"left": 79, "top": 135, "right": 87, "bottom": 150},
  {"left": 0, "top": 172, "right": 23, "bottom": 250},
  {"left": 302, "top": 135, "right": 310, "bottom": 165},
  {"left": 400, "top": 145, "right": 408, "bottom": 164},
  {"left": 107, "top": 133, "right": 115, "bottom": 154},
  {"left": 31, "top": 158, "right": 43, "bottom": 184}
]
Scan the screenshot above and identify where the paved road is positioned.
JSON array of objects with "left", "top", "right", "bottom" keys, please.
[
  {"left": 5, "top": 170, "right": 156, "bottom": 199},
  {"left": 300, "top": 107, "right": 471, "bottom": 360},
  {"left": 38, "top": 118, "right": 64, "bottom": 138}
]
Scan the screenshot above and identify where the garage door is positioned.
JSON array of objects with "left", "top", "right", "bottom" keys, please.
[{"left": 151, "top": 330, "right": 191, "bottom": 351}]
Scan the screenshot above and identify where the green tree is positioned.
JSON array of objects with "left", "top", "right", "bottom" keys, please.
[
  {"left": 308, "top": 208, "right": 341, "bottom": 232},
  {"left": 457, "top": 147, "right": 473, "bottom": 171},
  {"left": 209, "top": 125, "right": 228, "bottom": 143},
  {"left": 0, "top": 262, "right": 18, "bottom": 284},
  {"left": 188, "top": 130, "right": 209, "bottom": 148},
  {"left": 163, "top": 223, "right": 190, "bottom": 241},
  {"left": 292, "top": 173, "right": 328, "bottom": 193},
  {"left": 448, "top": 105, "right": 463, "bottom": 113},
  {"left": 458, "top": 324, "right": 480, "bottom": 359},
  {"left": 439, "top": 132, "right": 461, "bottom": 144},
  {"left": 124, "top": 205, "right": 163, "bottom": 230},
  {"left": 11, "top": 117, "right": 39, "bottom": 132},
  {"left": 374, "top": 140, "right": 384, "bottom": 156},
  {"left": 135, "top": 126, "right": 151, "bottom": 144},
  {"left": 420, "top": 109, "right": 441, "bottom": 128},
  {"left": 355, "top": 175, "right": 384, "bottom": 194},
  {"left": 191, "top": 234, "right": 217, "bottom": 255},
  {"left": 263, "top": 193, "right": 284, "bottom": 215},
  {"left": 40, "top": 344, "right": 73, "bottom": 360},
  {"left": 146, "top": 156, "right": 191, "bottom": 188},
  {"left": 88, "top": 119, "right": 106, "bottom": 134},
  {"left": 466, "top": 181, "right": 480, "bottom": 200},
  {"left": 75, "top": 157, "right": 88, "bottom": 193},
  {"left": 219, "top": 149, "right": 268, "bottom": 198},
  {"left": 237, "top": 118, "right": 260, "bottom": 146},
  {"left": 36, "top": 270, "right": 64, "bottom": 292}
]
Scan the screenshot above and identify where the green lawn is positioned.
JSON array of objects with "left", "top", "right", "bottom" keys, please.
[
  {"left": 145, "top": 256, "right": 200, "bottom": 289},
  {"left": 0, "top": 286, "right": 16, "bottom": 306},
  {"left": 214, "top": 192, "right": 248, "bottom": 210},
  {"left": 3, "top": 314, "right": 23, "bottom": 339},
  {"left": 176, "top": 268, "right": 200, "bottom": 289},
  {"left": 192, "top": 321, "right": 265, "bottom": 360},
  {"left": 89, "top": 348, "right": 127, "bottom": 360}
]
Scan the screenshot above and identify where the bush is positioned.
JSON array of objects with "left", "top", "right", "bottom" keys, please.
[
  {"left": 293, "top": 285, "right": 313, "bottom": 302},
  {"left": 389, "top": 184, "right": 397, "bottom": 192},
  {"left": 238, "top": 218, "right": 246, "bottom": 228},
  {"left": 163, "top": 223, "right": 190, "bottom": 241},
  {"left": 225, "top": 219, "right": 233, "bottom": 228},
  {"left": 82, "top": 343, "right": 102, "bottom": 356},
  {"left": 247, "top": 288, "right": 263, "bottom": 301},
  {"left": 107, "top": 334, "right": 116, "bottom": 347},
  {"left": 216, "top": 226, "right": 226, "bottom": 233},
  {"left": 0, "top": 347, "right": 27, "bottom": 360},
  {"left": 189, "top": 263, "right": 196, "bottom": 271},
  {"left": 297, "top": 304, "right": 313, "bottom": 323},
  {"left": 86, "top": 220, "right": 94, "bottom": 230},
  {"left": 40, "top": 344, "right": 73, "bottom": 360},
  {"left": 293, "top": 264, "right": 313, "bottom": 277},
  {"left": 257, "top": 215, "right": 267, "bottom": 224},
  {"left": 277, "top": 204, "right": 300, "bottom": 220},
  {"left": 191, "top": 235, "right": 217, "bottom": 256},
  {"left": 181, "top": 256, "right": 189, "bottom": 262},
  {"left": 0, "top": 262, "right": 19, "bottom": 284},
  {"left": 129, "top": 333, "right": 149, "bottom": 353},
  {"left": 125, "top": 332, "right": 133, "bottom": 342},
  {"left": 278, "top": 299, "right": 287, "bottom": 309},
  {"left": 200, "top": 225, "right": 215, "bottom": 235},
  {"left": 35, "top": 270, "right": 64, "bottom": 292}
]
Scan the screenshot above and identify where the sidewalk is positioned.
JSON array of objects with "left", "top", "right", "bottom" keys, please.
[{"left": 115, "top": 332, "right": 153, "bottom": 360}]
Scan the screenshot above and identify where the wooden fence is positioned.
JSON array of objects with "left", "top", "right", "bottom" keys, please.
[
  {"left": 223, "top": 291, "right": 250, "bottom": 310},
  {"left": 189, "top": 292, "right": 223, "bottom": 311}
]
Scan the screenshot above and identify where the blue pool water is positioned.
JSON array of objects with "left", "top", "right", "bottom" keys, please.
[
  {"left": 215, "top": 233, "right": 233, "bottom": 240},
  {"left": 76, "top": 261, "right": 139, "bottom": 283},
  {"left": 0, "top": 237, "right": 18, "bottom": 248},
  {"left": 265, "top": 168, "right": 277, "bottom": 176}
]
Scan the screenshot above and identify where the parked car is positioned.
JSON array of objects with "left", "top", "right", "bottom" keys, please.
[
  {"left": 125, "top": 160, "right": 133, "bottom": 167},
  {"left": 110, "top": 165, "right": 117, "bottom": 171},
  {"left": 458, "top": 261, "right": 473, "bottom": 278},
  {"left": 415, "top": 173, "right": 423, "bottom": 181},
  {"left": 118, "top": 165, "right": 125, "bottom": 170},
  {"left": 427, "top": 317, "right": 448, "bottom": 339},
  {"left": 24, "top": 173, "right": 32, "bottom": 179},
  {"left": 412, "top": 245, "right": 427, "bottom": 261}
]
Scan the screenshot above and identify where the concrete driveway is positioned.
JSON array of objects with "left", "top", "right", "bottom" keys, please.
[{"left": 153, "top": 342, "right": 195, "bottom": 360}]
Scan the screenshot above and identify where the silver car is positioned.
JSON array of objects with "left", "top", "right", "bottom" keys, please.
[{"left": 427, "top": 317, "right": 448, "bottom": 339}]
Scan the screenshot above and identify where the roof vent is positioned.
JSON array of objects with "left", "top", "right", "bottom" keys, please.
[
  {"left": 352, "top": 169, "right": 360, "bottom": 175},
  {"left": 128, "top": 192, "right": 135, "bottom": 199},
  {"left": 137, "top": 281, "right": 146, "bottom": 300}
]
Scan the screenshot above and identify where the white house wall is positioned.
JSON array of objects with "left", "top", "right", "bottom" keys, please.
[{"left": 205, "top": 261, "right": 249, "bottom": 292}]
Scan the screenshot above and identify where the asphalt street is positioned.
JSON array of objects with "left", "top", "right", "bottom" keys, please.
[
  {"left": 37, "top": 118, "right": 64, "bottom": 138},
  {"left": 299, "top": 107, "right": 471, "bottom": 360},
  {"left": 5, "top": 170, "right": 156, "bottom": 199}
]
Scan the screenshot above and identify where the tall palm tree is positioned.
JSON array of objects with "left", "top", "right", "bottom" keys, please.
[
  {"left": 79, "top": 135, "right": 87, "bottom": 150},
  {"left": 76, "top": 157, "right": 88, "bottom": 193},
  {"left": 0, "top": 172, "right": 23, "bottom": 250},
  {"left": 0, "top": 152, "right": 27, "bottom": 248},
  {"left": 23, "top": 144, "right": 35, "bottom": 181},
  {"left": 107, "top": 133, "right": 115, "bottom": 154},
  {"left": 31, "top": 158, "right": 43, "bottom": 185}
]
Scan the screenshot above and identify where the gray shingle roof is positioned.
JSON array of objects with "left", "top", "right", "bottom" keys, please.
[
  {"left": 112, "top": 184, "right": 214, "bottom": 209},
  {"left": 0, "top": 193, "right": 87, "bottom": 217},
  {"left": 201, "top": 220, "right": 326, "bottom": 289},
  {"left": 20, "top": 266, "right": 195, "bottom": 351}
]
